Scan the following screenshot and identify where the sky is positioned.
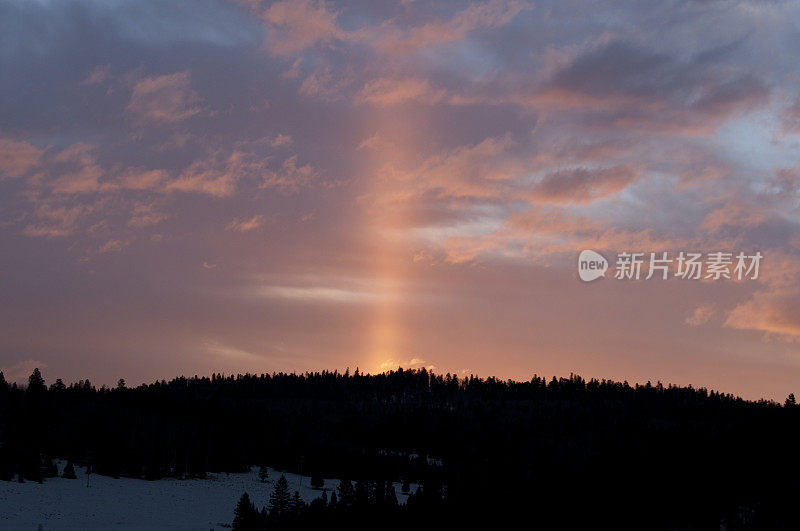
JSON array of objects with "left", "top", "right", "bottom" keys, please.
[{"left": 1, "top": 0, "right": 800, "bottom": 400}]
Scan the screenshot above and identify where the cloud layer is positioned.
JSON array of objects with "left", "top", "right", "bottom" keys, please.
[{"left": 1, "top": 0, "right": 800, "bottom": 400}]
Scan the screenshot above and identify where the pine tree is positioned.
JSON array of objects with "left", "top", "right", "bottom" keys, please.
[
  {"left": 232, "top": 492, "right": 259, "bottom": 530},
  {"left": 329, "top": 491, "right": 338, "bottom": 507},
  {"left": 290, "top": 490, "right": 303, "bottom": 514},
  {"left": 258, "top": 464, "right": 269, "bottom": 482},
  {"left": 27, "top": 368, "right": 45, "bottom": 394},
  {"left": 336, "top": 478, "right": 355, "bottom": 506},
  {"left": 62, "top": 461, "right": 77, "bottom": 479},
  {"left": 310, "top": 473, "right": 324, "bottom": 489},
  {"left": 786, "top": 393, "right": 796, "bottom": 407},
  {"left": 401, "top": 477, "right": 410, "bottom": 494},
  {"left": 0, "top": 371, "right": 7, "bottom": 391},
  {"left": 269, "top": 474, "right": 291, "bottom": 517}
]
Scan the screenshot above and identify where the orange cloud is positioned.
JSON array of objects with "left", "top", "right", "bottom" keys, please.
[
  {"left": 686, "top": 305, "right": 715, "bottom": 326},
  {"left": 726, "top": 290, "right": 800, "bottom": 341}
]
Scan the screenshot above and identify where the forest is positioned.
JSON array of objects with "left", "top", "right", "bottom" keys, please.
[{"left": 1, "top": 367, "right": 799, "bottom": 529}]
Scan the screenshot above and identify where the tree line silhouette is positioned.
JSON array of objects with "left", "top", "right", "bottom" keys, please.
[
  {"left": 1, "top": 367, "right": 799, "bottom": 529},
  {"left": 231, "top": 472, "right": 437, "bottom": 530}
]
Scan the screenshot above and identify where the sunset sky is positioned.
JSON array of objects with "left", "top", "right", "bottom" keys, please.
[{"left": 2, "top": 0, "right": 800, "bottom": 400}]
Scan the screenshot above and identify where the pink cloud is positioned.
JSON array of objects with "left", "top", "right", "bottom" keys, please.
[
  {"left": 362, "top": 0, "right": 530, "bottom": 56},
  {"left": 22, "top": 203, "right": 85, "bottom": 238},
  {"left": 0, "top": 137, "right": 43, "bottom": 179},
  {"left": 297, "top": 65, "right": 353, "bottom": 99},
  {"left": 127, "top": 201, "right": 167, "bottom": 228},
  {"left": 117, "top": 168, "right": 168, "bottom": 191},
  {"left": 226, "top": 214, "right": 266, "bottom": 232},
  {"left": 267, "top": 134, "right": 293, "bottom": 147},
  {"left": 378, "top": 135, "right": 520, "bottom": 200},
  {"left": 357, "top": 77, "right": 446, "bottom": 106},
  {"left": 260, "top": 0, "right": 529, "bottom": 60},
  {"left": 701, "top": 200, "right": 770, "bottom": 233},
  {"left": 261, "top": 155, "right": 317, "bottom": 193},
  {"left": 50, "top": 143, "right": 106, "bottom": 194},
  {"left": 126, "top": 71, "right": 202, "bottom": 124},
  {"left": 97, "top": 238, "right": 129, "bottom": 254},
  {"left": 506, "top": 208, "right": 605, "bottom": 235},
  {"left": 0, "top": 359, "right": 48, "bottom": 384},
  {"left": 262, "top": 0, "right": 344, "bottom": 56},
  {"left": 438, "top": 205, "right": 699, "bottom": 264},
  {"left": 82, "top": 64, "right": 110, "bottom": 85},
  {"left": 166, "top": 150, "right": 261, "bottom": 197}
]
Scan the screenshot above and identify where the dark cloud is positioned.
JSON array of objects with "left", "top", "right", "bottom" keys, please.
[
  {"left": 529, "top": 165, "right": 640, "bottom": 204},
  {"left": 541, "top": 40, "right": 769, "bottom": 133}
]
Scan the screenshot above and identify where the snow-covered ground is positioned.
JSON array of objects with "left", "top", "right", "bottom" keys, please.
[{"left": 0, "top": 463, "right": 414, "bottom": 530}]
